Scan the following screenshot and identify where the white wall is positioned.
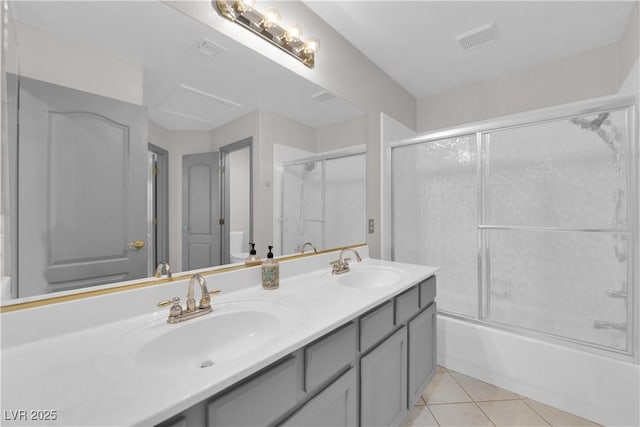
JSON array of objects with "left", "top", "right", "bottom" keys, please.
[
  {"left": 417, "top": 43, "right": 621, "bottom": 132},
  {"left": 148, "top": 121, "right": 212, "bottom": 272},
  {"left": 417, "top": 2, "right": 639, "bottom": 132},
  {"left": 315, "top": 116, "right": 366, "bottom": 152},
  {"left": 8, "top": 21, "right": 143, "bottom": 105}
]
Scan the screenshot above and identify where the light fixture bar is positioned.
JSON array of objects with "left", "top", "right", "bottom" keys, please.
[{"left": 214, "top": 0, "right": 318, "bottom": 68}]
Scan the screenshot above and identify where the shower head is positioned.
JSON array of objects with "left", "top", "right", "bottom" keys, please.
[{"left": 303, "top": 162, "right": 316, "bottom": 172}]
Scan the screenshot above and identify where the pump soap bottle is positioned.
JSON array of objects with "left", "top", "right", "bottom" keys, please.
[
  {"left": 261, "top": 245, "right": 279, "bottom": 290},
  {"left": 245, "top": 243, "right": 261, "bottom": 266}
]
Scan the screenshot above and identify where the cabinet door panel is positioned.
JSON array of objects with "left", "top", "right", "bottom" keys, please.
[
  {"left": 305, "top": 322, "right": 356, "bottom": 392},
  {"left": 361, "top": 327, "right": 407, "bottom": 427},
  {"left": 408, "top": 303, "right": 437, "bottom": 407},
  {"left": 207, "top": 356, "right": 298, "bottom": 426},
  {"left": 281, "top": 368, "right": 357, "bottom": 427}
]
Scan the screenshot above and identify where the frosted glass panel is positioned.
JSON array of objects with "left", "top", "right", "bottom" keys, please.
[
  {"left": 392, "top": 135, "right": 478, "bottom": 317},
  {"left": 325, "top": 155, "right": 366, "bottom": 248},
  {"left": 486, "top": 109, "right": 629, "bottom": 229},
  {"left": 487, "top": 229, "right": 629, "bottom": 351},
  {"left": 280, "top": 161, "right": 323, "bottom": 254}
]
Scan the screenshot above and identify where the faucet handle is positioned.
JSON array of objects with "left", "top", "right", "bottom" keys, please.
[
  {"left": 157, "top": 296, "right": 179, "bottom": 307},
  {"left": 158, "top": 297, "right": 182, "bottom": 318},
  {"left": 200, "top": 289, "right": 221, "bottom": 310}
]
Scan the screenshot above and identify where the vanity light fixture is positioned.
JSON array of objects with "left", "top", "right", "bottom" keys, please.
[{"left": 214, "top": 0, "right": 320, "bottom": 68}]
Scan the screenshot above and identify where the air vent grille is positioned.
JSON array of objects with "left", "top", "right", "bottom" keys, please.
[
  {"left": 312, "top": 90, "right": 337, "bottom": 103},
  {"left": 455, "top": 23, "right": 498, "bottom": 51},
  {"left": 193, "top": 38, "right": 227, "bottom": 58}
]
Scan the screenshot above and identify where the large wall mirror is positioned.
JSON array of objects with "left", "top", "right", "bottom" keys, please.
[{"left": 0, "top": 1, "right": 366, "bottom": 302}]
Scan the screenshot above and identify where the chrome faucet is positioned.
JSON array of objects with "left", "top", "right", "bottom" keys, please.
[
  {"left": 157, "top": 273, "right": 221, "bottom": 324},
  {"left": 330, "top": 247, "right": 362, "bottom": 274},
  {"left": 154, "top": 261, "right": 172, "bottom": 280},
  {"left": 299, "top": 242, "right": 318, "bottom": 254}
]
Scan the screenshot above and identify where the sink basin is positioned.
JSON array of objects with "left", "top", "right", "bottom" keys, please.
[
  {"left": 135, "top": 309, "right": 279, "bottom": 373},
  {"left": 99, "top": 299, "right": 294, "bottom": 374},
  {"left": 332, "top": 266, "right": 408, "bottom": 289}
]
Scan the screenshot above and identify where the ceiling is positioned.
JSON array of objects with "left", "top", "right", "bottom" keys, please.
[
  {"left": 305, "top": 1, "right": 636, "bottom": 98},
  {"left": 10, "top": 1, "right": 363, "bottom": 130}
]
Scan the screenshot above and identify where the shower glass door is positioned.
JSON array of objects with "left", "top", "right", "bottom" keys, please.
[
  {"left": 391, "top": 134, "right": 479, "bottom": 318},
  {"left": 483, "top": 109, "right": 633, "bottom": 352},
  {"left": 390, "top": 98, "right": 636, "bottom": 356}
]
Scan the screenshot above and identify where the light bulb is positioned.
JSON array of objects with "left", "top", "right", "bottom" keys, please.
[
  {"left": 284, "top": 23, "right": 303, "bottom": 42},
  {"left": 262, "top": 7, "right": 281, "bottom": 29},
  {"left": 235, "top": 0, "right": 255, "bottom": 13},
  {"left": 304, "top": 37, "right": 320, "bottom": 54}
]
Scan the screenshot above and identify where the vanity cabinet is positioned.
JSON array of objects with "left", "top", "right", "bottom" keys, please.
[
  {"left": 360, "top": 327, "right": 407, "bottom": 426},
  {"left": 157, "top": 275, "right": 437, "bottom": 427},
  {"left": 408, "top": 302, "right": 437, "bottom": 407}
]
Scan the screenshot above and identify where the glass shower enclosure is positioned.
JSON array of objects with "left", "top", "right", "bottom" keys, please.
[
  {"left": 390, "top": 96, "right": 637, "bottom": 357},
  {"left": 275, "top": 151, "right": 366, "bottom": 255}
]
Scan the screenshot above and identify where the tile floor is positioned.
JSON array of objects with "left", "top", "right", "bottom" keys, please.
[{"left": 402, "top": 366, "right": 602, "bottom": 427}]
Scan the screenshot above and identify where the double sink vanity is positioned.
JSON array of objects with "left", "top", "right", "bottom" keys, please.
[{"left": 1, "top": 247, "right": 438, "bottom": 426}]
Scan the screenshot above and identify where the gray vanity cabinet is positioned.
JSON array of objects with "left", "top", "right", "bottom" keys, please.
[
  {"left": 408, "top": 302, "right": 437, "bottom": 407},
  {"left": 360, "top": 328, "right": 408, "bottom": 427},
  {"left": 281, "top": 368, "right": 357, "bottom": 426},
  {"left": 156, "top": 275, "right": 437, "bottom": 427}
]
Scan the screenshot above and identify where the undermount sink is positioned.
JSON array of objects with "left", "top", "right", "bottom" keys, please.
[
  {"left": 100, "top": 300, "right": 294, "bottom": 374},
  {"left": 331, "top": 265, "right": 409, "bottom": 289}
]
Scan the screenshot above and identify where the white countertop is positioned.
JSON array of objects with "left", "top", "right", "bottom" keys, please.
[{"left": 0, "top": 250, "right": 437, "bottom": 426}]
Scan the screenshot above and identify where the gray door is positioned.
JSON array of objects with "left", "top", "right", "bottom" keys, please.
[
  {"left": 16, "top": 76, "right": 148, "bottom": 297},
  {"left": 182, "top": 152, "right": 221, "bottom": 270}
]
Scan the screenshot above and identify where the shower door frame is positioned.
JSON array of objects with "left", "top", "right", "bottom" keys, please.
[{"left": 383, "top": 94, "right": 639, "bottom": 362}]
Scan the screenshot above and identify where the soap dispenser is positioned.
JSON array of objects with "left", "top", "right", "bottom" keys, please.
[
  {"left": 245, "top": 243, "right": 262, "bottom": 267},
  {"left": 261, "top": 245, "right": 279, "bottom": 290}
]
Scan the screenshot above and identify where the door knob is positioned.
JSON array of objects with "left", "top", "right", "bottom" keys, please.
[{"left": 127, "top": 240, "right": 145, "bottom": 250}]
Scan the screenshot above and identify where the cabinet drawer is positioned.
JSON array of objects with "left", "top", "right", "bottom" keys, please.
[
  {"left": 420, "top": 276, "right": 436, "bottom": 308},
  {"left": 360, "top": 301, "right": 394, "bottom": 352},
  {"left": 305, "top": 322, "right": 356, "bottom": 392},
  {"left": 207, "top": 356, "right": 298, "bottom": 426},
  {"left": 281, "top": 368, "right": 357, "bottom": 427},
  {"left": 395, "top": 285, "right": 420, "bottom": 325}
]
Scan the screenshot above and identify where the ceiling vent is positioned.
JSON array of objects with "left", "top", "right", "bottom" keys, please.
[
  {"left": 193, "top": 38, "right": 227, "bottom": 58},
  {"left": 155, "top": 84, "right": 240, "bottom": 122},
  {"left": 312, "top": 90, "right": 337, "bottom": 103},
  {"left": 455, "top": 23, "right": 498, "bottom": 51}
]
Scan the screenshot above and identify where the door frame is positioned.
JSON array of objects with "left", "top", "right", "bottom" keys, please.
[
  {"left": 148, "top": 143, "right": 169, "bottom": 270},
  {"left": 220, "top": 138, "right": 253, "bottom": 264}
]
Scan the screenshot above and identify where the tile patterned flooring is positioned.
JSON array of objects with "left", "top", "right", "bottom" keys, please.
[{"left": 402, "top": 366, "right": 602, "bottom": 427}]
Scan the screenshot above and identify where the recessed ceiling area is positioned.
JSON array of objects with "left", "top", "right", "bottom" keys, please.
[
  {"left": 304, "top": 1, "right": 636, "bottom": 98},
  {"left": 9, "top": 1, "right": 363, "bottom": 131}
]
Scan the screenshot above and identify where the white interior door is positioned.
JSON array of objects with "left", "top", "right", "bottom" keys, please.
[{"left": 16, "top": 76, "right": 148, "bottom": 297}]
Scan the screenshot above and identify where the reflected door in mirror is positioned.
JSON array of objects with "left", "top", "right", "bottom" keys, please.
[
  {"left": 11, "top": 76, "right": 149, "bottom": 298},
  {"left": 182, "top": 152, "right": 221, "bottom": 270}
]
